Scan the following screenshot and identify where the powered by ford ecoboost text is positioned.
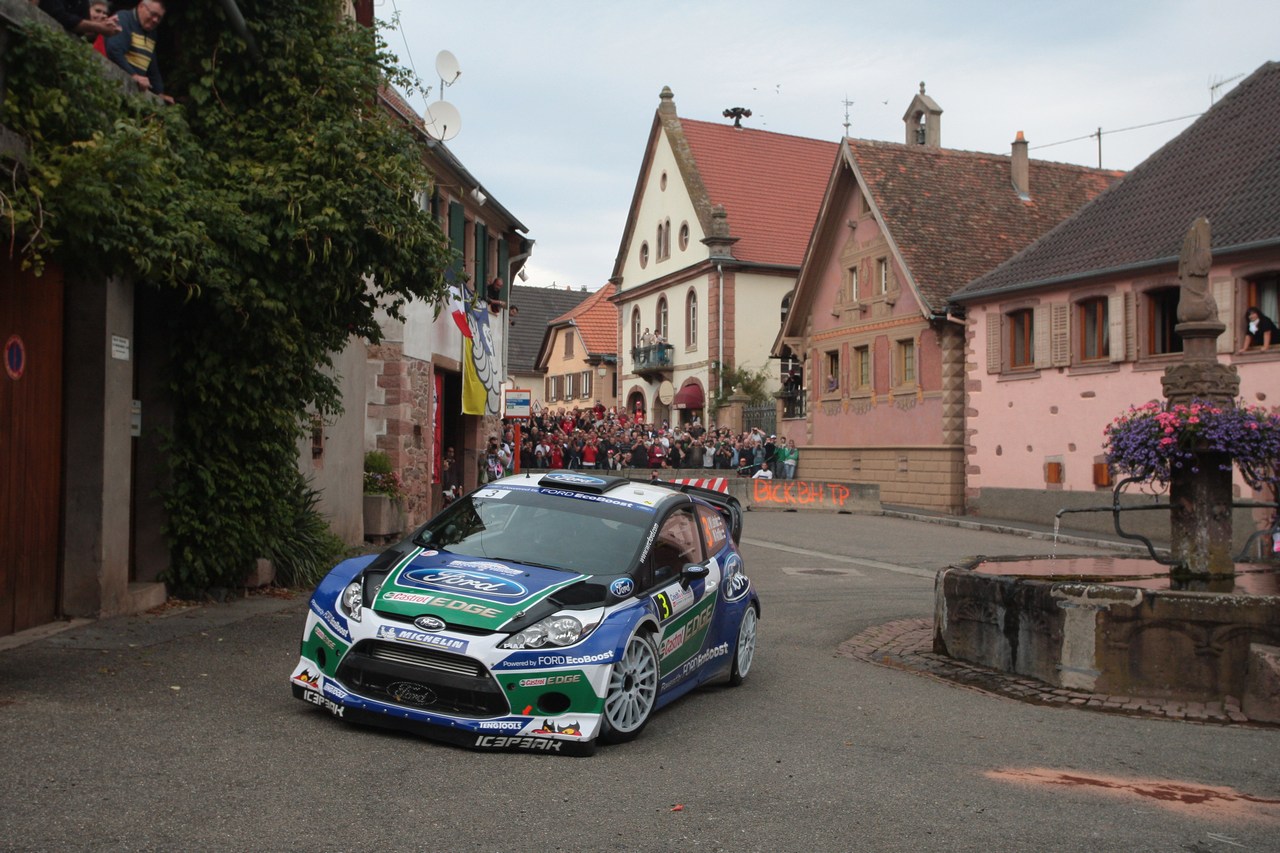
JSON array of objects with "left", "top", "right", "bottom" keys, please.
[{"left": 291, "top": 470, "right": 759, "bottom": 755}]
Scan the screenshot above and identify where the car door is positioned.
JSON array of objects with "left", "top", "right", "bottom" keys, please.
[{"left": 642, "top": 506, "right": 721, "bottom": 681}]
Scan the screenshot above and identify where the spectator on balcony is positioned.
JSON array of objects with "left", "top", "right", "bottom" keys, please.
[
  {"left": 39, "top": 0, "right": 121, "bottom": 40},
  {"left": 486, "top": 277, "right": 505, "bottom": 313},
  {"left": 87, "top": 0, "right": 110, "bottom": 54},
  {"left": 641, "top": 327, "right": 655, "bottom": 346},
  {"left": 105, "top": 0, "right": 173, "bottom": 104},
  {"left": 1238, "top": 306, "right": 1276, "bottom": 353}
]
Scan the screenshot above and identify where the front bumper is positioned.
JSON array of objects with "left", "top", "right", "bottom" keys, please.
[{"left": 290, "top": 602, "right": 612, "bottom": 755}]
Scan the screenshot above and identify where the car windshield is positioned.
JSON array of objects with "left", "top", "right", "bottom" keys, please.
[{"left": 415, "top": 486, "right": 654, "bottom": 576}]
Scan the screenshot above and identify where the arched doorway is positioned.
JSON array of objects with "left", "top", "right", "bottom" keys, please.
[{"left": 626, "top": 389, "right": 647, "bottom": 425}]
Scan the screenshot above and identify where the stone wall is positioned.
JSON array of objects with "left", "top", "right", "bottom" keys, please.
[{"left": 793, "top": 446, "right": 964, "bottom": 512}]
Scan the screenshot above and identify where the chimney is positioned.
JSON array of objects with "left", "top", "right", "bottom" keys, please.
[{"left": 1011, "top": 131, "right": 1030, "bottom": 200}]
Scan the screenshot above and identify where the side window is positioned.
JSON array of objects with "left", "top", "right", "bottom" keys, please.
[
  {"left": 697, "top": 505, "right": 728, "bottom": 554},
  {"left": 647, "top": 509, "right": 703, "bottom": 586}
]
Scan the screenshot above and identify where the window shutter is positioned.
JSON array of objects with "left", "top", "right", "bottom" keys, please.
[
  {"left": 474, "top": 222, "right": 488, "bottom": 288},
  {"left": 448, "top": 201, "right": 466, "bottom": 283},
  {"left": 1212, "top": 278, "right": 1235, "bottom": 353},
  {"left": 1124, "top": 292, "right": 1137, "bottom": 361},
  {"left": 1050, "top": 303, "right": 1070, "bottom": 367},
  {"left": 1033, "top": 305, "right": 1051, "bottom": 368},
  {"left": 1108, "top": 293, "right": 1126, "bottom": 362},
  {"left": 986, "top": 315, "right": 1002, "bottom": 374}
]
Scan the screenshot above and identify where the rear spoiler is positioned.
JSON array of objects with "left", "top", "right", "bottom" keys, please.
[{"left": 647, "top": 480, "right": 744, "bottom": 545}]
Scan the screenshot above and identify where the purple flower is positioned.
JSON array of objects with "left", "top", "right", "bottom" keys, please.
[{"left": 1103, "top": 399, "right": 1280, "bottom": 489}]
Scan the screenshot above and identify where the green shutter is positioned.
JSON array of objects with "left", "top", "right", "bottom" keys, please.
[
  {"left": 474, "top": 222, "right": 488, "bottom": 291},
  {"left": 448, "top": 201, "right": 465, "bottom": 284}
]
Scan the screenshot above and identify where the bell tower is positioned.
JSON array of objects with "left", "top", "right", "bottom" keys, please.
[{"left": 902, "top": 81, "right": 942, "bottom": 147}]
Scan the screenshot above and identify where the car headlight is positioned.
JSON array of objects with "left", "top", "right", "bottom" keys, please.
[
  {"left": 340, "top": 580, "right": 363, "bottom": 622},
  {"left": 500, "top": 611, "right": 602, "bottom": 650}
]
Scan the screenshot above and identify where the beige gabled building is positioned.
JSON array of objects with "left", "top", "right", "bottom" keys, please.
[{"left": 609, "top": 88, "right": 836, "bottom": 427}]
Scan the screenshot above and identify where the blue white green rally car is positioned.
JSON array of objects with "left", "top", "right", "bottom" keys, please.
[{"left": 291, "top": 470, "right": 759, "bottom": 755}]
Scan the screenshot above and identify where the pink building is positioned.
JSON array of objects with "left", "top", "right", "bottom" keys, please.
[
  {"left": 776, "top": 85, "right": 1119, "bottom": 510},
  {"left": 951, "top": 62, "right": 1280, "bottom": 532}
]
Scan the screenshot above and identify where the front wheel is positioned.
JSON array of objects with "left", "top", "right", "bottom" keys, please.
[
  {"left": 600, "top": 632, "right": 660, "bottom": 743},
  {"left": 728, "top": 604, "right": 758, "bottom": 686}
]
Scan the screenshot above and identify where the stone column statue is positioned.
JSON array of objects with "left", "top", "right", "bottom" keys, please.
[{"left": 1161, "top": 218, "right": 1239, "bottom": 577}]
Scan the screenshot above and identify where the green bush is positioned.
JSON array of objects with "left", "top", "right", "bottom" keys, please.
[{"left": 265, "top": 474, "right": 345, "bottom": 590}]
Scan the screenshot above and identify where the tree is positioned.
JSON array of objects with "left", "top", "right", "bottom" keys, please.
[{"left": 2, "top": 2, "right": 452, "bottom": 591}]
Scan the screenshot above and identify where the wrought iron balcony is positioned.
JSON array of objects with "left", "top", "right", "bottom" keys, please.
[{"left": 631, "top": 343, "right": 674, "bottom": 376}]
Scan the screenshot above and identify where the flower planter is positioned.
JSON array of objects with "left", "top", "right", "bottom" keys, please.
[{"left": 363, "top": 494, "right": 405, "bottom": 541}]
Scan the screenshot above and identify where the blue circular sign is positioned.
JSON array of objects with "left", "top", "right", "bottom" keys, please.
[{"left": 4, "top": 335, "right": 24, "bottom": 380}]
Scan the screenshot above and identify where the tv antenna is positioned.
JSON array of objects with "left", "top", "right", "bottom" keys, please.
[
  {"left": 1209, "top": 73, "right": 1243, "bottom": 105},
  {"left": 842, "top": 95, "right": 854, "bottom": 136}
]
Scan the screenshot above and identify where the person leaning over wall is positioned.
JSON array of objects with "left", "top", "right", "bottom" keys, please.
[
  {"left": 39, "top": 0, "right": 121, "bottom": 40},
  {"left": 104, "top": 0, "right": 174, "bottom": 105}
]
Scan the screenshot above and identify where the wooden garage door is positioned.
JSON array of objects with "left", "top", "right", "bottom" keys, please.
[{"left": 1, "top": 262, "right": 63, "bottom": 636}]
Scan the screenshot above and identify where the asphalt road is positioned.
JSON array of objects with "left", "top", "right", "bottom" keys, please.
[{"left": 1, "top": 511, "right": 1277, "bottom": 852}]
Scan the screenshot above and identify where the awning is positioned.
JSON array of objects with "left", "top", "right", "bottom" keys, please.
[{"left": 672, "top": 382, "right": 704, "bottom": 410}]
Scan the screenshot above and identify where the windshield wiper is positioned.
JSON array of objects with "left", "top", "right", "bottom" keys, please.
[{"left": 491, "top": 556, "right": 567, "bottom": 573}]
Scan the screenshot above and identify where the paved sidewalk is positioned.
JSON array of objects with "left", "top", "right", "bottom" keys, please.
[{"left": 838, "top": 618, "right": 1269, "bottom": 728}]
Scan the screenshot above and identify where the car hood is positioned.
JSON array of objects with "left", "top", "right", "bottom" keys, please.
[{"left": 372, "top": 548, "right": 587, "bottom": 632}]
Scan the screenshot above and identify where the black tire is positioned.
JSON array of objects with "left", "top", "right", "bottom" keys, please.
[
  {"left": 728, "top": 604, "right": 758, "bottom": 686},
  {"left": 599, "top": 631, "right": 660, "bottom": 744}
]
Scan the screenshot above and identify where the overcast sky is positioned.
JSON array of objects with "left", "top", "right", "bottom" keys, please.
[{"left": 378, "top": 1, "right": 1277, "bottom": 292}]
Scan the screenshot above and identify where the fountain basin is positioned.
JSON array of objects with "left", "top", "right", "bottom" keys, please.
[{"left": 933, "top": 556, "right": 1280, "bottom": 713}]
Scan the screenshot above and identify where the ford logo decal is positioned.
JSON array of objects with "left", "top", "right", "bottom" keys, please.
[
  {"left": 388, "top": 681, "right": 437, "bottom": 708},
  {"left": 548, "top": 473, "right": 606, "bottom": 485},
  {"left": 414, "top": 616, "right": 446, "bottom": 632},
  {"left": 609, "top": 578, "right": 635, "bottom": 597},
  {"left": 404, "top": 568, "right": 528, "bottom": 598}
]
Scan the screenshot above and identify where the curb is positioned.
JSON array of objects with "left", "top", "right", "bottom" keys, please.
[{"left": 839, "top": 618, "right": 1272, "bottom": 728}]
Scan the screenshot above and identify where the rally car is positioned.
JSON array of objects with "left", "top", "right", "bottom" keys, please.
[{"left": 290, "top": 470, "right": 759, "bottom": 755}]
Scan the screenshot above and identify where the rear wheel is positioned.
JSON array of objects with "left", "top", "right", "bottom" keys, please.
[
  {"left": 600, "top": 632, "right": 660, "bottom": 743},
  {"left": 728, "top": 604, "right": 758, "bottom": 686}
]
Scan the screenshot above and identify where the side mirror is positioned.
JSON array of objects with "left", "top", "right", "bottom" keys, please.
[{"left": 681, "top": 563, "right": 710, "bottom": 587}]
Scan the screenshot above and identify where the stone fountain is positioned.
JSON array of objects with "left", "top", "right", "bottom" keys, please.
[{"left": 934, "top": 219, "right": 1280, "bottom": 721}]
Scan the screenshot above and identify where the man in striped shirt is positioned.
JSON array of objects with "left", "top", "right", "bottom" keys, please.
[{"left": 104, "top": 0, "right": 173, "bottom": 104}]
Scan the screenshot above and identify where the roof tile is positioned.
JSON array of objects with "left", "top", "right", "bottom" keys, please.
[
  {"left": 848, "top": 140, "right": 1121, "bottom": 311},
  {"left": 549, "top": 283, "right": 619, "bottom": 356},
  {"left": 680, "top": 120, "right": 837, "bottom": 266},
  {"left": 954, "top": 61, "right": 1280, "bottom": 300}
]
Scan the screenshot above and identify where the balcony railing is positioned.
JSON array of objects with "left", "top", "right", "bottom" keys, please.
[
  {"left": 779, "top": 389, "right": 806, "bottom": 420},
  {"left": 631, "top": 343, "right": 674, "bottom": 374}
]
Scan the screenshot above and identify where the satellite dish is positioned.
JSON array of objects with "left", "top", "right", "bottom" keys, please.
[
  {"left": 423, "top": 100, "right": 461, "bottom": 141},
  {"left": 436, "top": 50, "right": 461, "bottom": 88},
  {"left": 657, "top": 380, "right": 675, "bottom": 406}
]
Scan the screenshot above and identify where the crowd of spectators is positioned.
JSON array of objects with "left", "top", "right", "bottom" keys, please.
[{"left": 476, "top": 402, "right": 800, "bottom": 487}]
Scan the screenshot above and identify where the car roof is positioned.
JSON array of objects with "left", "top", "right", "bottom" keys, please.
[{"left": 492, "top": 470, "right": 689, "bottom": 510}]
